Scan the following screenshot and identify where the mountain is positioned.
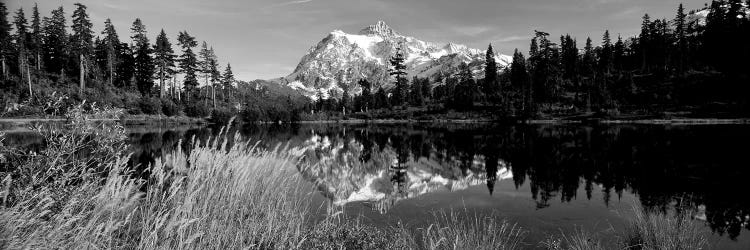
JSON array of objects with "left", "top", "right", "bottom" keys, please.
[{"left": 275, "top": 21, "right": 512, "bottom": 100}]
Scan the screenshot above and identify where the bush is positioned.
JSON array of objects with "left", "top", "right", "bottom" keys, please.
[
  {"left": 139, "top": 97, "right": 162, "bottom": 115},
  {"left": 161, "top": 98, "right": 180, "bottom": 117},
  {"left": 209, "top": 107, "right": 236, "bottom": 124},
  {"left": 122, "top": 92, "right": 143, "bottom": 114},
  {"left": 184, "top": 102, "right": 210, "bottom": 118}
]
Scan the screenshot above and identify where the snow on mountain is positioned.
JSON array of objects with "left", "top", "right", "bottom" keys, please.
[
  {"left": 688, "top": 3, "right": 750, "bottom": 26},
  {"left": 279, "top": 21, "right": 512, "bottom": 100}
]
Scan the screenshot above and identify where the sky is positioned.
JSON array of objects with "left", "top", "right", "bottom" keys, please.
[{"left": 7, "top": 0, "right": 708, "bottom": 81}]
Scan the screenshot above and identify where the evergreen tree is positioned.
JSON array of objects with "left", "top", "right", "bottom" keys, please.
[
  {"left": 560, "top": 35, "right": 578, "bottom": 82},
  {"left": 30, "top": 4, "right": 41, "bottom": 72},
  {"left": 116, "top": 41, "right": 135, "bottom": 89},
  {"left": 613, "top": 35, "right": 625, "bottom": 71},
  {"left": 410, "top": 76, "right": 424, "bottom": 106},
  {"left": 453, "top": 62, "right": 476, "bottom": 109},
  {"left": 177, "top": 31, "right": 199, "bottom": 97},
  {"left": 71, "top": 3, "right": 93, "bottom": 94},
  {"left": 102, "top": 18, "right": 120, "bottom": 86},
  {"left": 484, "top": 43, "right": 499, "bottom": 104},
  {"left": 208, "top": 47, "right": 220, "bottom": 108},
  {"left": 389, "top": 45, "right": 408, "bottom": 106},
  {"left": 420, "top": 76, "right": 431, "bottom": 100},
  {"left": 581, "top": 37, "right": 596, "bottom": 110},
  {"left": 13, "top": 8, "right": 29, "bottom": 85},
  {"left": 639, "top": 14, "right": 651, "bottom": 72},
  {"left": 153, "top": 29, "right": 176, "bottom": 98},
  {"left": 43, "top": 7, "right": 68, "bottom": 79},
  {"left": 599, "top": 30, "right": 613, "bottom": 74},
  {"left": 674, "top": 3, "right": 687, "bottom": 74},
  {"left": 221, "top": 63, "right": 234, "bottom": 100},
  {"left": 358, "top": 78, "right": 372, "bottom": 111},
  {"left": 340, "top": 87, "right": 351, "bottom": 114},
  {"left": 510, "top": 49, "right": 530, "bottom": 113},
  {"left": 131, "top": 18, "right": 154, "bottom": 96},
  {"left": 0, "top": 3, "right": 10, "bottom": 79},
  {"left": 375, "top": 86, "right": 389, "bottom": 109}
]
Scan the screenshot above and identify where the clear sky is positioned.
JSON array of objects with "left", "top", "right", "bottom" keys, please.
[{"left": 7, "top": 0, "right": 708, "bottom": 81}]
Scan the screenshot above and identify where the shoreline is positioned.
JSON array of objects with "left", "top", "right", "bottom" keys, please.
[{"left": 3, "top": 117, "right": 750, "bottom": 127}]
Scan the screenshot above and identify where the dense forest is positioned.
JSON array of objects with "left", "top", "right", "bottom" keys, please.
[
  {"left": 315, "top": 0, "right": 750, "bottom": 120},
  {"left": 1, "top": 1, "right": 749, "bottom": 122},
  {"left": 0, "top": 2, "right": 307, "bottom": 123}
]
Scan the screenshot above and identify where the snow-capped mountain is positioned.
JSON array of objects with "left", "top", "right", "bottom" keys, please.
[{"left": 278, "top": 21, "right": 512, "bottom": 99}]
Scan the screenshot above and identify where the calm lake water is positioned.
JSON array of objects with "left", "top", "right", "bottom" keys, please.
[{"left": 3, "top": 122, "right": 749, "bottom": 249}]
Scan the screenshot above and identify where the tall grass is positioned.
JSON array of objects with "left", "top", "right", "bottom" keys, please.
[
  {"left": 413, "top": 210, "right": 526, "bottom": 250},
  {"left": 621, "top": 205, "right": 709, "bottom": 250},
  {"left": 1, "top": 118, "right": 311, "bottom": 249}
]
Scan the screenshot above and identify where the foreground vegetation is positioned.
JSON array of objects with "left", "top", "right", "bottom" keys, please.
[{"left": 0, "top": 118, "right": 713, "bottom": 249}]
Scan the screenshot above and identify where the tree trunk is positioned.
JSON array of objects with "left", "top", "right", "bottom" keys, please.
[
  {"left": 212, "top": 84, "right": 216, "bottom": 109},
  {"left": 36, "top": 53, "right": 41, "bottom": 71},
  {"left": 160, "top": 62, "right": 165, "bottom": 98},
  {"left": 1, "top": 57, "right": 6, "bottom": 79},
  {"left": 108, "top": 53, "right": 113, "bottom": 86},
  {"left": 79, "top": 54, "right": 85, "bottom": 96},
  {"left": 27, "top": 63, "right": 33, "bottom": 99}
]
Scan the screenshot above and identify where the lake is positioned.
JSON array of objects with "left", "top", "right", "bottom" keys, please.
[{"left": 3, "top": 122, "right": 749, "bottom": 249}]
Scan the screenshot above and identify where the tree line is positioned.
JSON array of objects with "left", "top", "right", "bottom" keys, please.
[
  {"left": 315, "top": 0, "right": 750, "bottom": 119},
  {"left": 0, "top": 2, "right": 306, "bottom": 122}
]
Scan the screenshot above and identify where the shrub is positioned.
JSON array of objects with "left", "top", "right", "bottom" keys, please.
[
  {"left": 139, "top": 97, "right": 162, "bottom": 115},
  {"left": 209, "top": 107, "right": 236, "bottom": 124},
  {"left": 122, "top": 92, "right": 143, "bottom": 114},
  {"left": 161, "top": 98, "right": 180, "bottom": 117},
  {"left": 184, "top": 103, "right": 210, "bottom": 118}
]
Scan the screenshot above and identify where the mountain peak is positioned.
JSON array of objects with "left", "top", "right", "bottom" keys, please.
[{"left": 359, "top": 20, "right": 398, "bottom": 37}]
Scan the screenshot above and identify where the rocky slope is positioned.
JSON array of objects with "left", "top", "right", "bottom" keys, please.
[{"left": 275, "top": 21, "right": 512, "bottom": 100}]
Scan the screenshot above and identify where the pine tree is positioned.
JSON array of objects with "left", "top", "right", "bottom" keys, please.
[
  {"left": 510, "top": 49, "right": 529, "bottom": 113},
  {"left": 389, "top": 45, "right": 407, "bottom": 106},
  {"left": 208, "top": 47, "right": 220, "bottom": 109},
  {"left": 484, "top": 43, "right": 499, "bottom": 104},
  {"left": 453, "top": 62, "right": 476, "bottom": 109},
  {"left": 674, "top": 3, "right": 687, "bottom": 74},
  {"left": 0, "top": 3, "right": 10, "bottom": 79},
  {"left": 30, "top": 4, "right": 41, "bottom": 71},
  {"left": 71, "top": 3, "right": 93, "bottom": 95},
  {"left": 340, "top": 87, "right": 351, "bottom": 115},
  {"left": 13, "top": 7, "right": 31, "bottom": 97},
  {"left": 116, "top": 41, "right": 135, "bottom": 89},
  {"left": 375, "top": 86, "right": 390, "bottom": 109},
  {"left": 177, "top": 31, "right": 199, "bottom": 97},
  {"left": 410, "top": 76, "right": 424, "bottom": 106},
  {"left": 599, "top": 30, "right": 613, "bottom": 74},
  {"left": 131, "top": 18, "right": 154, "bottom": 96},
  {"left": 420, "top": 77, "right": 431, "bottom": 101},
  {"left": 221, "top": 63, "right": 234, "bottom": 100},
  {"left": 102, "top": 19, "right": 120, "bottom": 87},
  {"left": 613, "top": 35, "right": 625, "bottom": 71},
  {"left": 43, "top": 6, "right": 67, "bottom": 78},
  {"left": 639, "top": 14, "right": 651, "bottom": 72},
  {"left": 581, "top": 37, "right": 596, "bottom": 111},
  {"left": 358, "top": 78, "right": 372, "bottom": 111},
  {"left": 154, "top": 29, "right": 176, "bottom": 98}
]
